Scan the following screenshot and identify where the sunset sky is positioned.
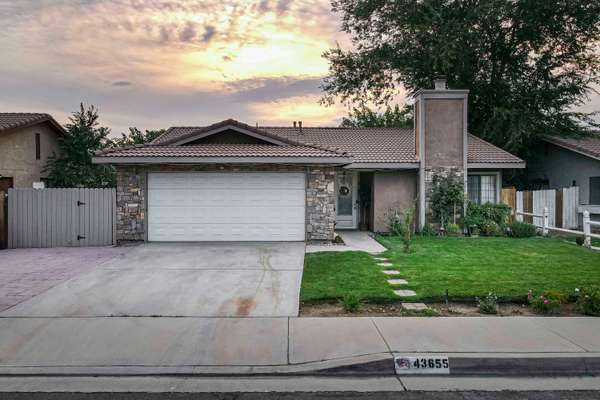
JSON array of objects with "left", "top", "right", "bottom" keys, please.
[
  {"left": 0, "top": 0, "right": 364, "bottom": 135},
  {"left": 0, "top": 0, "right": 597, "bottom": 136}
]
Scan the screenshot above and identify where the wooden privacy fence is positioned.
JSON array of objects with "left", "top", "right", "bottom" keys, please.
[
  {"left": 7, "top": 188, "right": 115, "bottom": 249},
  {"left": 0, "top": 191, "right": 7, "bottom": 249},
  {"left": 502, "top": 187, "right": 579, "bottom": 229}
]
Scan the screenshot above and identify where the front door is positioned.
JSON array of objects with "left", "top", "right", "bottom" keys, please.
[{"left": 336, "top": 171, "right": 358, "bottom": 229}]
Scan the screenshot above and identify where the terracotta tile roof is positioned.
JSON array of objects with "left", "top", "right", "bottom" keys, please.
[
  {"left": 153, "top": 122, "right": 523, "bottom": 165},
  {"left": 0, "top": 113, "right": 66, "bottom": 135},
  {"left": 261, "top": 127, "right": 417, "bottom": 163},
  {"left": 545, "top": 133, "right": 600, "bottom": 160},
  {"left": 95, "top": 144, "right": 348, "bottom": 158},
  {"left": 467, "top": 134, "right": 524, "bottom": 164}
]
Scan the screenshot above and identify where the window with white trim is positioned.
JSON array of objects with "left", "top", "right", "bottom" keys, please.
[{"left": 468, "top": 174, "right": 497, "bottom": 204}]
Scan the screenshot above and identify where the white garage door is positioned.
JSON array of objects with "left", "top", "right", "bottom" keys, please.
[{"left": 147, "top": 172, "right": 306, "bottom": 241}]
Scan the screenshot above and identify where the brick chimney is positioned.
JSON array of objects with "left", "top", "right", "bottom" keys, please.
[{"left": 413, "top": 76, "right": 469, "bottom": 227}]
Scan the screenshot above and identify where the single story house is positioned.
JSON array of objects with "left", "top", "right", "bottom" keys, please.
[
  {"left": 526, "top": 133, "right": 600, "bottom": 222},
  {"left": 93, "top": 78, "right": 524, "bottom": 242},
  {"left": 0, "top": 113, "right": 65, "bottom": 190}
]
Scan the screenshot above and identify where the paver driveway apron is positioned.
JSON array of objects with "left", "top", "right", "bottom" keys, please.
[{"left": 1, "top": 242, "right": 306, "bottom": 318}]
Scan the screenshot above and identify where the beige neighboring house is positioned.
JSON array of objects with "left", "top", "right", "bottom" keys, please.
[
  {"left": 0, "top": 113, "right": 66, "bottom": 190},
  {"left": 93, "top": 78, "right": 525, "bottom": 243}
]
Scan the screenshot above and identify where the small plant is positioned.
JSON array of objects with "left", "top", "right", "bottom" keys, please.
[
  {"left": 339, "top": 293, "right": 361, "bottom": 313},
  {"left": 479, "top": 221, "right": 501, "bottom": 236},
  {"left": 575, "top": 236, "right": 585, "bottom": 246},
  {"left": 446, "top": 223, "right": 461, "bottom": 236},
  {"left": 530, "top": 290, "right": 566, "bottom": 314},
  {"left": 576, "top": 286, "right": 600, "bottom": 316},
  {"left": 476, "top": 292, "right": 499, "bottom": 314},
  {"left": 401, "top": 206, "right": 415, "bottom": 253},
  {"left": 420, "top": 223, "right": 436, "bottom": 237},
  {"left": 388, "top": 208, "right": 405, "bottom": 236},
  {"left": 508, "top": 221, "right": 537, "bottom": 238}
]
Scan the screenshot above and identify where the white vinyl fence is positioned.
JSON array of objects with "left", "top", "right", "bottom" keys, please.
[{"left": 7, "top": 188, "right": 115, "bottom": 249}]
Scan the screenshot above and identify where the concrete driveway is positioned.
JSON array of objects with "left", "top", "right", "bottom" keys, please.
[{"left": 1, "top": 242, "right": 305, "bottom": 318}]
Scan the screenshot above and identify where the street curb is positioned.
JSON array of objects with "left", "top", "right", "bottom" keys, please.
[{"left": 0, "top": 354, "right": 599, "bottom": 377}]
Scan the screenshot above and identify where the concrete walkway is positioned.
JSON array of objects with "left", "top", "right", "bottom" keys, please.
[
  {"left": 0, "top": 316, "right": 598, "bottom": 375},
  {"left": 306, "top": 231, "right": 387, "bottom": 254}
]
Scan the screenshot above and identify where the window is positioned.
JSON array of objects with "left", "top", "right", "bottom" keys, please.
[
  {"left": 590, "top": 177, "right": 600, "bottom": 205},
  {"left": 468, "top": 174, "right": 497, "bottom": 204},
  {"left": 35, "top": 133, "right": 41, "bottom": 160}
]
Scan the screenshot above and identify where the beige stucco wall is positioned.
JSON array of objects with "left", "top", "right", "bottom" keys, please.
[
  {"left": 424, "top": 99, "right": 464, "bottom": 168},
  {"left": 0, "top": 123, "right": 61, "bottom": 188},
  {"left": 372, "top": 170, "right": 418, "bottom": 232}
]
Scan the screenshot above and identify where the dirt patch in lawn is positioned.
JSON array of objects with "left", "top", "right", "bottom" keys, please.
[{"left": 300, "top": 302, "right": 583, "bottom": 317}]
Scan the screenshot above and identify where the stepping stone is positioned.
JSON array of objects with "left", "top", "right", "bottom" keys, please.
[
  {"left": 377, "top": 262, "right": 394, "bottom": 267},
  {"left": 382, "top": 270, "right": 400, "bottom": 275},
  {"left": 402, "top": 302, "right": 429, "bottom": 311},
  {"left": 394, "top": 290, "right": 417, "bottom": 297},
  {"left": 374, "top": 257, "right": 389, "bottom": 261},
  {"left": 387, "top": 279, "right": 408, "bottom": 285}
]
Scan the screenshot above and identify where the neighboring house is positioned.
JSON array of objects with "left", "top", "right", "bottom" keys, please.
[
  {"left": 93, "top": 78, "right": 524, "bottom": 242},
  {"left": 526, "top": 133, "right": 600, "bottom": 220},
  {"left": 0, "top": 113, "right": 66, "bottom": 189}
]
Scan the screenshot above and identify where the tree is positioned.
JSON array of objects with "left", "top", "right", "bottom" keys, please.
[
  {"left": 340, "top": 104, "right": 413, "bottom": 128},
  {"left": 44, "top": 104, "right": 115, "bottom": 188},
  {"left": 322, "top": 0, "right": 600, "bottom": 156},
  {"left": 110, "top": 127, "right": 165, "bottom": 147},
  {"left": 429, "top": 171, "right": 465, "bottom": 227}
]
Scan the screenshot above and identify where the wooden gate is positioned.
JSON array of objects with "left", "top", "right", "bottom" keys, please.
[{"left": 7, "top": 188, "right": 115, "bottom": 249}]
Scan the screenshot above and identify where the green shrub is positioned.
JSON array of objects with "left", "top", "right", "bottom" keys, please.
[
  {"left": 420, "top": 223, "right": 436, "bottom": 237},
  {"left": 576, "top": 287, "right": 600, "bottom": 316},
  {"left": 388, "top": 208, "right": 405, "bottom": 236},
  {"left": 508, "top": 221, "right": 537, "bottom": 238},
  {"left": 476, "top": 292, "right": 499, "bottom": 314},
  {"left": 429, "top": 171, "right": 465, "bottom": 226},
  {"left": 575, "top": 236, "right": 585, "bottom": 246},
  {"left": 530, "top": 290, "right": 566, "bottom": 314},
  {"left": 480, "top": 221, "right": 501, "bottom": 236},
  {"left": 465, "top": 202, "right": 512, "bottom": 234},
  {"left": 446, "top": 223, "right": 461, "bottom": 236},
  {"left": 339, "top": 293, "right": 361, "bottom": 313}
]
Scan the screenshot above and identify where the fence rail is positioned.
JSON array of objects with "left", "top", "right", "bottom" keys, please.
[
  {"left": 516, "top": 209, "right": 600, "bottom": 248},
  {"left": 7, "top": 188, "right": 115, "bottom": 249}
]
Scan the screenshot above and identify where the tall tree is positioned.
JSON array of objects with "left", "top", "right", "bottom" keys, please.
[
  {"left": 322, "top": 0, "right": 600, "bottom": 155},
  {"left": 110, "top": 127, "right": 165, "bottom": 147},
  {"left": 341, "top": 104, "right": 413, "bottom": 128},
  {"left": 44, "top": 104, "right": 115, "bottom": 188}
]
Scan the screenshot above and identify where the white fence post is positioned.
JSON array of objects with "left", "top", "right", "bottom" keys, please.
[
  {"left": 542, "top": 207, "right": 549, "bottom": 236},
  {"left": 583, "top": 211, "right": 591, "bottom": 247}
]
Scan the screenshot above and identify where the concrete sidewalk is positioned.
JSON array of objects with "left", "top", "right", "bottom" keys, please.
[{"left": 0, "top": 316, "right": 598, "bottom": 376}]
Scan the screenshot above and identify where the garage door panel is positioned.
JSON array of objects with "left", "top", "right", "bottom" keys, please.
[
  {"left": 150, "top": 223, "right": 305, "bottom": 242},
  {"left": 148, "top": 172, "right": 306, "bottom": 241},
  {"left": 149, "top": 206, "right": 305, "bottom": 224}
]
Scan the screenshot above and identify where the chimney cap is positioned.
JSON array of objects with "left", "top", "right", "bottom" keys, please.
[{"left": 434, "top": 75, "right": 447, "bottom": 90}]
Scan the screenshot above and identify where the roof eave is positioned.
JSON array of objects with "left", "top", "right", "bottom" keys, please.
[
  {"left": 543, "top": 138, "right": 600, "bottom": 161},
  {"left": 92, "top": 156, "right": 352, "bottom": 165},
  {"left": 344, "top": 162, "right": 420, "bottom": 170},
  {"left": 0, "top": 116, "right": 66, "bottom": 136},
  {"left": 467, "top": 162, "right": 526, "bottom": 169}
]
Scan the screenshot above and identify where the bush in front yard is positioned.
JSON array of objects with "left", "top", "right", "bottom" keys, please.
[
  {"left": 480, "top": 221, "right": 501, "bottom": 236},
  {"left": 530, "top": 290, "right": 566, "bottom": 314},
  {"left": 507, "top": 221, "right": 537, "bottom": 238},
  {"left": 446, "top": 223, "right": 461, "bottom": 236},
  {"left": 465, "top": 202, "right": 512, "bottom": 235},
  {"left": 476, "top": 292, "right": 499, "bottom": 314},
  {"left": 340, "top": 293, "right": 361, "bottom": 313},
  {"left": 576, "top": 286, "right": 600, "bottom": 316}
]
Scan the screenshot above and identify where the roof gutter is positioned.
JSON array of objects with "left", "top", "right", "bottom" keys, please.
[
  {"left": 92, "top": 156, "right": 352, "bottom": 165},
  {"left": 467, "top": 162, "right": 526, "bottom": 169},
  {"left": 343, "top": 162, "right": 420, "bottom": 170}
]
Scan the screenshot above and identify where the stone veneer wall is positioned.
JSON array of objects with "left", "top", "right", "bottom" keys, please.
[{"left": 115, "top": 164, "right": 336, "bottom": 242}]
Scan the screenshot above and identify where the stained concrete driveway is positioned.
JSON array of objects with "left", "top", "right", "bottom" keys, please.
[{"left": 1, "top": 242, "right": 305, "bottom": 318}]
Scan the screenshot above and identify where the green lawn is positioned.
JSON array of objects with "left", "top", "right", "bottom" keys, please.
[{"left": 300, "top": 236, "right": 600, "bottom": 303}]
